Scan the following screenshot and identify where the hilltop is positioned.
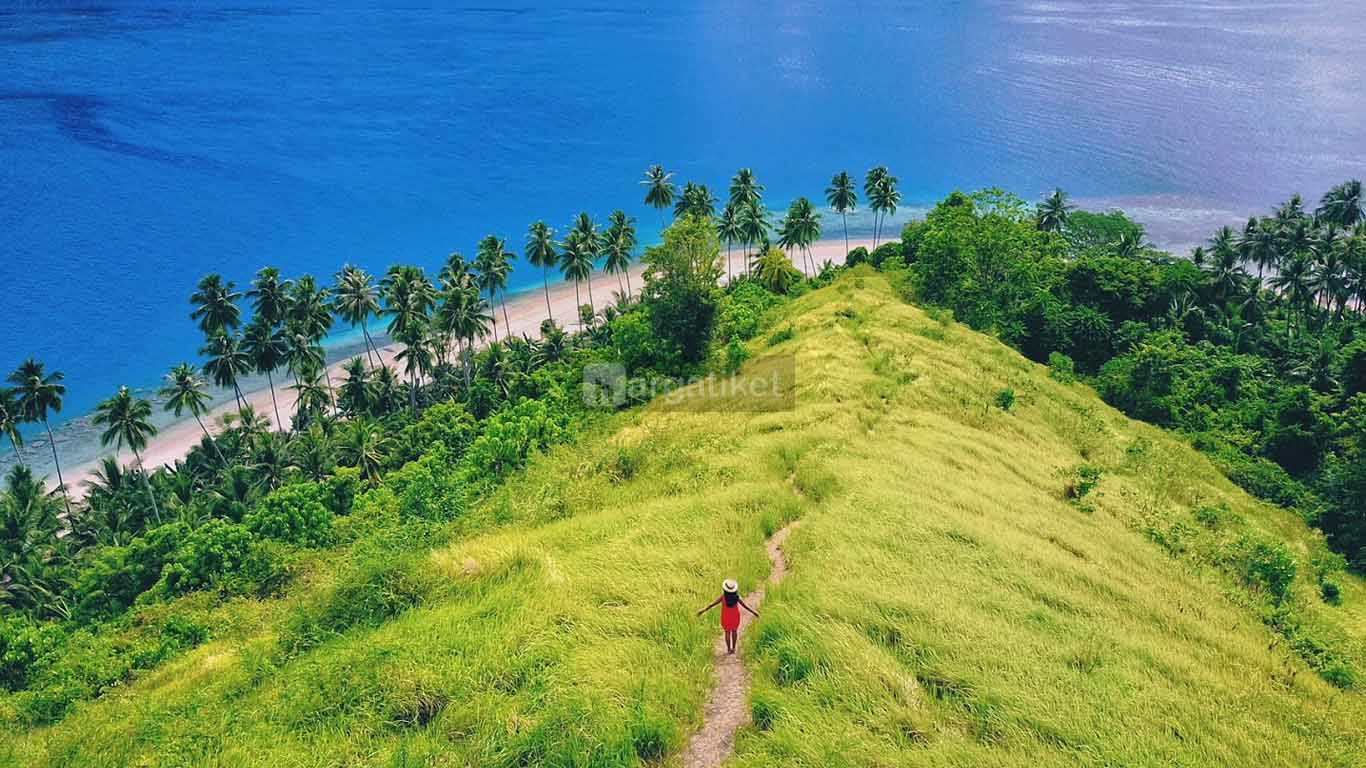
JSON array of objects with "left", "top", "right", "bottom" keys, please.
[{"left": 3, "top": 269, "right": 1363, "bottom": 766}]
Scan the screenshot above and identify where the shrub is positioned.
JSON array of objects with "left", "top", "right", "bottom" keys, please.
[
  {"left": 716, "top": 282, "right": 780, "bottom": 342},
  {"left": 722, "top": 338, "right": 750, "bottom": 375},
  {"left": 0, "top": 617, "right": 65, "bottom": 692},
  {"left": 1236, "top": 537, "right": 1297, "bottom": 604},
  {"left": 1048, "top": 352, "right": 1076, "bottom": 383},
  {"left": 463, "top": 397, "right": 571, "bottom": 483},
  {"left": 157, "top": 520, "right": 274, "bottom": 597},
  {"left": 384, "top": 442, "right": 466, "bottom": 522},
  {"left": 868, "top": 241, "right": 904, "bottom": 268},
  {"left": 1321, "top": 579, "right": 1343, "bottom": 605},
  {"left": 845, "top": 246, "right": 869, "bottom": 267},
  {"left": 392, "top": 402, "right": 477, "bottom": 467},
  {"left": 245, "top": 482, "right": 334, "bottom": 548},
  {"left": 767, "top": 325, "right": 795, "bottom": 346},
  {"left": 1065, "top": 465, "right": 1102, "bottom": 500},
  {"left": 70, "top": 522, "right": 188, "bottom": 621},
  {"left": 994, "top": 387, "right": 1016, "bottom": 411}
]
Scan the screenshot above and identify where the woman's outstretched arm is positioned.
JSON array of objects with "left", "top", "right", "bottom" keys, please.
[
  {"left": 697, "top": 596, "right": 722, "bottom": 616},
  {"left": 738, "top": 597, "right": 760, "bottom": 617}
]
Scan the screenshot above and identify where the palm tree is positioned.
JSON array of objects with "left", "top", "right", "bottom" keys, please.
[
  {"left": 247, "top": 267, "right": 291, "bottom": 328},
  {"left": 201, "top": 331, "right": 251, "bottom": 411},
  {"left": 566, "top": 212, "right": 602, "bottom": 315},
  {"left": 7, "top": 359, "right": 71, "bottom": 517},
  {"left": 290, "top": 424, "right": 335, "bottom": 482},
  {"left": 332, "top": 265, "right": 382, "bottom": 369},
  {"left": 283, "top": 326, "right": 325, "bottom": 390},
  {"left": 867, "top": 168, "right": 901, "bottom": 248},
  {"left": 753, "top": 247, "right": 803, "bottom": 294},
  {"left": 1036, "top": 188, "right": 1073, "bottom": 233},
  {"left": 777, "top": 198, "right": 822, "bottom": 276},
  {"left": 1242, "top": 218, "right": 1280, "bottom": 279},
  {"left": 525, "top": 221, "right": 559, "bottom": 323},
  {"left": 478, "top": 235, "right": 516, "bottom": 334},
  {"left": 338, "top": 419, "right": 389, "bottom": 484},
  {"left": 1270, "top": 254, "right": 1316, "bottom": 331},
  {"left": 729, "top": 168, "right": 763, "bottom": 210},
  {"left": 190, "top": 274, "right": 243, "bottom": 335},
  {"left": 338, "top": 357, "right": 373, "bottom": 417},
  {"left": 605, "top": 211, "right": 637, "bottom": 298},
  {"left": 825, "top": 171, "right": 858, "bottom": 257},
  {"left": 1205, "top": 226, "right": 1247, "bottom": 306},
  {"left": 382, "top": 265, "right": 437, "bottom": 366},
  {"left": 288, "top": 368, "right": 331, "bottom": 427},
  {"left": 716, "top": 203, "right": 742, "bottom": 282},
  {"left": 242, "top": 316, "right": 287, "bottom": 428},
  {"left": 864, "top": 167, "right": 889, "bottom": 246},
  {"left": 642, "top": 164, "right": 677, "bottom": 228},
  {"left": 92, "top": 386, "right": 160, "bottom": 524},
  {"left": 160, "top": 363, "right": 226, "bottom": 466},
  {"left": 0, "top": 388, "right": 24, "bottom": 470},
  {"left": 739, "top": 201, "right": 771, "bottom": 272},
  {"left": 674, "top": 182, "right": 717, "bottom": 220},
  {"left": 438, "top": 284, "right": 492, "bottom": 390},
  {"left": 1317, "top": 180, "right": 1364, "bottom": 228},
  {"left": 394, "top": 322, "right": 432, "bottom": 412}
]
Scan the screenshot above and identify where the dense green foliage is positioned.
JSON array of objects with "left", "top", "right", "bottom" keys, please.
[{"left": 889, "top": 184, "right": 1366, "bottom": 569}]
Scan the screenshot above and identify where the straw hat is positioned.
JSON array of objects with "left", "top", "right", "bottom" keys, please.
[{"left": 722, "top": 579, "right": 739, "bottom": 593}]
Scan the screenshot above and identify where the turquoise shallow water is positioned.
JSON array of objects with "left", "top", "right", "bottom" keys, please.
[{"left": 3, "top": 0, "right": 1365, "bottom": 474}]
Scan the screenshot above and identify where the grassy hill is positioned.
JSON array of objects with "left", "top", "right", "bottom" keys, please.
[{"left": 4, "top": 269, "right": 1365, "bottom": 767}]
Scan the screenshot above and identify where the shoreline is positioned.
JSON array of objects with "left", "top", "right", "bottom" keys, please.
[{"left": 22, "top": 237, "right": 878, "bottom": 499}]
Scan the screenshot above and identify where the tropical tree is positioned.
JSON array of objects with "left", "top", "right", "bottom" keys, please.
[
  {"left": 867, "top": 168, "right": 901, "bottom": 248},
  {"left": 525, "top": 221, "right": 559, "bottom": 323},
  {"left": 778, "top": 197, "right": 821, "bottom": 275},
  {"left": 189, "top": 274, "right": 243, "bottom": 335},
  {"left": 562, "top": 213, "right": 602, "bottom": 316},
  {"left": 475, "top": 235, "right": 515, "bottom": 337},
  {"left": 1205, "top": 226, "right": 1247, "bottom": 306},
  {"left": 437, "top": 283, "right": 492, "bottom": 390},
  {"left": 864, "top": 167, "right": 889, "bottom": 246},
  {"left": 642, "top": 165, "right": 677, "bottom": 227},
  {"left": 716, "top": 203, "right": 742, "bottom": 282},
  {"left": 332, "top": 265, "right": 382, "bottom": 369},
  {"left": 1270, "top": 254, "right": 1317, "bottom": 330},
  {"left": 247, "top": 267, "right": 291, "bottom": 328},
  {"left": 338, "top": 419, "right": 390, "bottom": 484},
  {"left": 605, "top": 211, "right": 637, "bottom": 298},
  {"left": 1036, "top": 188, "right": 1073, "bottom": 233},
  {"left": 201, "top": 331, "right": 251, "bottom": 411},
  {"left": 674, "top": 182, "right": 717, "bottom": 220},
  {"left": 92, "top": 386, "right": 160, "bottom": 523},
  {"left": 288, "top": 368, "right": 331, "bottom": 428},
  {"left": 338, "top": 357, "right": 373, "bottom": 417},
  {"left": 160, "top": 363, "right": 226, "bottom": 466},
  {"left": 394, "top": 322, "right": 433, "bottom": 411},
  {"left": 242, "top": 316, "right": 287, "bottom": 428},
  {"left": 1317, "top": 179, "right": 1364, "bottom": 228},
  {"left": 739, "top": 201, "right": 771, "bottom": 272},
  {"left": 0, "top": 387, "right": 24, "bottom": 470},
  {"left": 753, "top": 246, "right": 803, "bottom": 294},
  {"left": 728, "top": 168, "right": 763, "bottom": 210},
  {"left": 825, "top": 171, "right": 857, "bottom": 256},
  {"left": 7, "top": 359, "right": 72, "bottom": 517},
  {"left": 291, "top": 424, "right": 335, "bottom": 482}
]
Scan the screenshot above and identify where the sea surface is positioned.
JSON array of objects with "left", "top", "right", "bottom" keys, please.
[{"left": 3, "top": 0, "right": 1365, "bottom": 474}]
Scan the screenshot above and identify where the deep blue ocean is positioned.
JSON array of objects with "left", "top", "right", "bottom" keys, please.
[{"left": 3, "top": 1, "right": 1365, "bottom": 473}]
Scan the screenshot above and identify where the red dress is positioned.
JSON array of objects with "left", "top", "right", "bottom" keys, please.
[{"left": 720, "top": 596, "right": 741, "bottom": 631}]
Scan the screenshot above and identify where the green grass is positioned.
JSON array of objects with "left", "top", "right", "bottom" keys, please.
[{"left": 4, "top": 270, "right": 1365, "bottom": 766}]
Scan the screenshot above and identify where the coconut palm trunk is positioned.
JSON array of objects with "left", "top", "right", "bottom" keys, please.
[
  {"left": 488, "top": 290, "right": 500, "bottom": 342},
  {"left": 842, "top": 212, "right": 849, "bottom": 257},
  {"left": 587, "top": 274, "right": 596, "bottom": 314},
  {"left": 542, "top": 268, "right": 553, "bottom": 323},
  {"left": 361, "top": 320, "right": 380, "bottom": 370},
  {"left": 42, "top": 419, "right": 72, "bottom": 517},
  {"left": 265, "top": 369, "right": 283, "bottom": 428},
  {"left": 193, "top": 411, "right": 228, "bottom": 466},
  {"left": 625, "top": 269, "right": 633, "bottom": 298},
  {"left": 132, "top": 447, "right": 160, "bottom": 524},
  {"left": 500, "top": 291, "right": 512, "bottom": 336}
]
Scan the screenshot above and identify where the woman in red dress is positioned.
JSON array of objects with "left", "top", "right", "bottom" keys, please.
[{"left": 697, "top": 579, "right": 759, "bottom": 654}]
